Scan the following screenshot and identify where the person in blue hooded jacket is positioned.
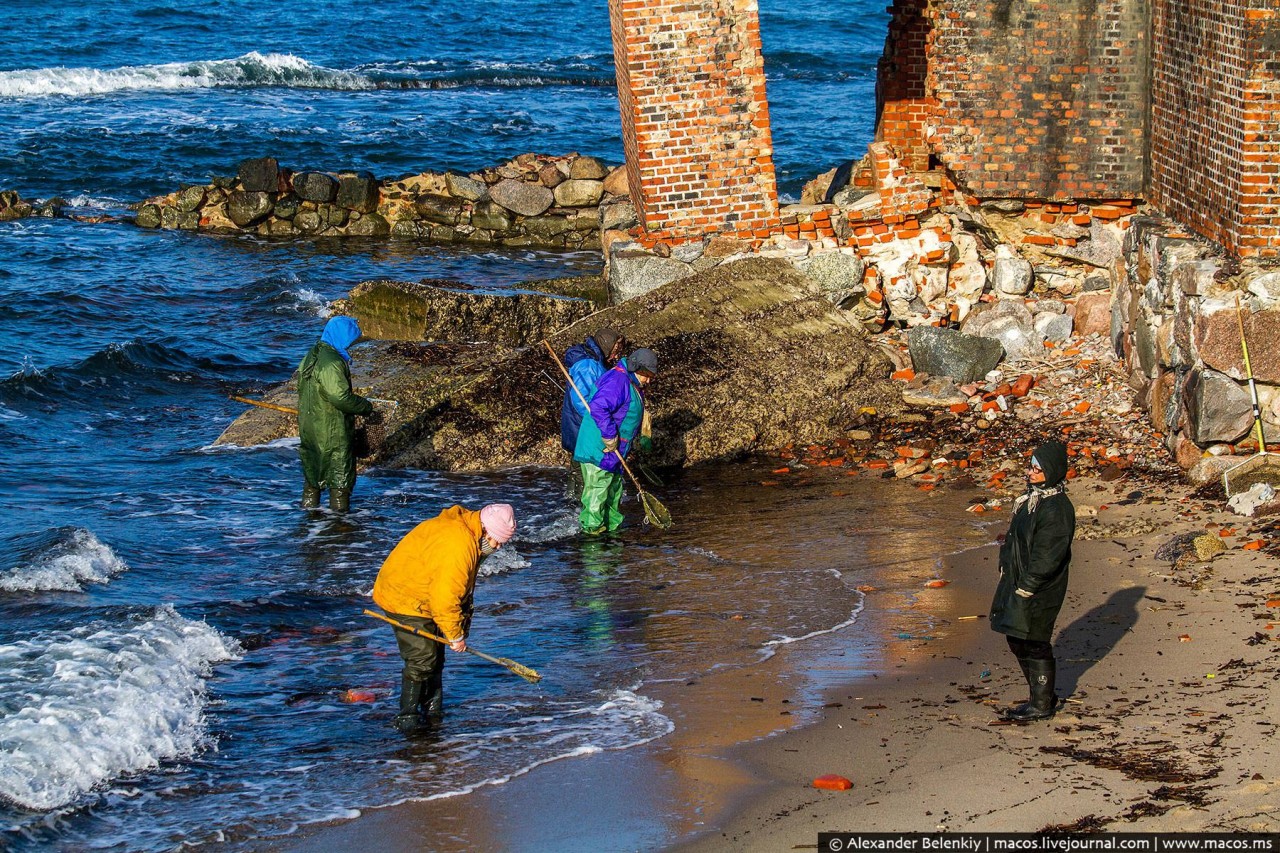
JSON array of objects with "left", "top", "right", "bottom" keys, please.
[
  {"left": 297, "top": 316, "right": 374, "bottom": 511},
  {"left": 560, "top": 328, "right": 623, "bottom": 453},
  {"left": 572, "top": 348, "right": 657, "bottom": 534}
]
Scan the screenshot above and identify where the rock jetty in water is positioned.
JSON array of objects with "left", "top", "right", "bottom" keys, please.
[
  {"left": 215, "top": 257, "right": 901, "bottom": 471},
  {"left": 134, "top": 153, "right": 636, "bottom": 250}
]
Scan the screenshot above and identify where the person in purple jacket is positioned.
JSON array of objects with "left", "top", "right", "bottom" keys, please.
[
  {"left": 560, "top": 328, "right": 624, "bottom": 453},
  {"left": 572, "top": 348, "right": 657, "bottom": 535}
]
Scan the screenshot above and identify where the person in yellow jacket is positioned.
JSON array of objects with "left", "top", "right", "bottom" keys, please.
[{"left": 372, "top": 503, "right": 517, "bottom": 733}]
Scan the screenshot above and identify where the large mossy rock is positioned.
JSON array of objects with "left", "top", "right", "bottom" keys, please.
[
  {"left": 346, "top": 277, "right": 604, "bottom": 346},
  {"left": 382, "top": 257, "right": 897, "bottom": 471},
  {"left": 214, "top": 258, "right": 900, "bottom": 471}
]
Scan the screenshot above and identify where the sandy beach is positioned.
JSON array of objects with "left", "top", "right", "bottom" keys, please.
[
  {"left": 279, "top": 464, "right": 1280, "bottom": 852},
  {"left": 678, "top": 472, "right": 1280, "bottom": 849}
]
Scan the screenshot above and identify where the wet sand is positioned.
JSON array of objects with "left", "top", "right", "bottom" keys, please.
[
  {"left": 679, "top": 473, "right": 1280, "bottom": 848},
  {"left": 280, "top": 471, "right": 1280, "bottom": 851},
  {"left": 277, "top": 469, "right": 993, "bottom": 852}
]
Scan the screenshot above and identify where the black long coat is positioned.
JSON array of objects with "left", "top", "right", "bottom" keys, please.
[{"left": 990, "top": 480, "right": 1075, "bottom": 643}]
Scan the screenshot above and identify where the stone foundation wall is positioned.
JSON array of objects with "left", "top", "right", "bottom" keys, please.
[
  {"left": 134, "top": 153, "right": 633, "bottom": 250},
  {"left": 1111, "top": 216, "right": 1280, "bottom": 479}
]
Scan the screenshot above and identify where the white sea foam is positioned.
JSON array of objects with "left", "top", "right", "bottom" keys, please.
[
  {"left": 0, "top": 605, "right": 241, "bottom": 810},
  {"left": 761, "top": 571, "right": 867, "bottom": 655},
  {"left": 377, "top": 689, "right": 674, "bottom": 809},
  {"left": 196, "top": 436, "right": 300, "bottom": 453},
  {"left": 0, "top": 527, "right": 128, "bottom": 592},
  {"left": 518, "top": 511, "right": 580, "bottom": 543},
  {"left": 290, "top": 288, "right": 330, "bottom": 317},
  {"left": 477, "top": 547, "right": 531, "bottom": 577},
  {"left": 0, "top": 52, "right": 374, "bottom": 99}
]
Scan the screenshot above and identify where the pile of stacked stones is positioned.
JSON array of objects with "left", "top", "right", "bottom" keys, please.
[
  {"left": 134, "top": 153, "right": 635, "bottom": 250},
  {"left": 1111, "top": 218, "right": 1280, "bottom": 483},
  {"left": 0, "top": 190, "right": 66, "bottom": 222}
]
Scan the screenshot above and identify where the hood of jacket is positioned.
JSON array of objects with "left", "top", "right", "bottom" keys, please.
[
  {"left": 320, "top": 316, "right": 362, "bottom": 362},
  {"left": 1032, "top": 439, "right": 1069, "bottom": 487}
]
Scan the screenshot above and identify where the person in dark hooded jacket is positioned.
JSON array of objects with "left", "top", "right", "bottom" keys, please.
[
  {"left": 297, "top": 316, "right": 374, "bottom": 511},
  {"left": 560, "top": 328, "right": 624, "bottom": 453},
  {"left": 990, "top": 439, "right": 1075, "bottom": 722}
]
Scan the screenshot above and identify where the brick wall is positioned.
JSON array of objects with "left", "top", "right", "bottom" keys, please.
[
  {"left": 876, "top": 0, "right": 934, "bottom": 173},
  {"left": 607, "top": 0, "right": 779, "bottom": 238},
  {"left": 878, "top": 0, "right": 1149, "bottom": 200},
  {"left": 1149, "top": 0, "right": 1280, "bottom": 258}
]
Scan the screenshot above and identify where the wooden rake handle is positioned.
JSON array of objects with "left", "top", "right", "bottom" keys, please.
[
  {"left": 230, "top": 395, "right": 299, "bottom": 416},
  {"left": 363, "top": 609, "right": 541, "bottom": 683}
]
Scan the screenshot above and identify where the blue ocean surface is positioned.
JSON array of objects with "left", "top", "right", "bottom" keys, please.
[{"left": 0, "top": 1, "right": 895, "bottom": 849}]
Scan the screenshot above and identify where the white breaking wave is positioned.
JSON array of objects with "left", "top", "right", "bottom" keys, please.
[
  {"left": 0, "top": 527, "right": 128, "bottom": 592},
  {"left": 0, "top": 605, "right": 241, "bottom": 810},
  {"left": 0, "top": 52, "right": 374, "bottom": 99}
]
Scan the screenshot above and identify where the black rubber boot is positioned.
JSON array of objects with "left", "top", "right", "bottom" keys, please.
[
  {"left": 393, "top": 676, "right": 428, "bottom": 733},
  {"left": 423, "top": 671, "right": 444, "bottom": 724},
  {"left": 329, "top": 489, "right": 351, "bottom": 512},
  {"left": 302, "top": 485, "right": 322, "bottom": 508},
  {"left": 1000, "top": 657, "right": 1032, "bottom": 720},
  {"left": 1002, "top": 656, "right": 1034, "bottom": 720},
  {"left": 1006, "top": 658, "right": 1057, "bottom": 722}
]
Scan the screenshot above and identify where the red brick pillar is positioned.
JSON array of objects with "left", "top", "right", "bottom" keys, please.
[
  {"left": 607, "top": 0, "right": 780, "bottom": 239},
  {"left": 876, "top": 0, "right": 934, "bottom": 173}
]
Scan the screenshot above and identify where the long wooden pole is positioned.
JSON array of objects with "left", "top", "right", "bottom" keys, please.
[
  {"left": 1235, "top": 294, "right": 1268, "bottom": 452},
  {"left": 230, "top": 395, "right": 298, "bottom": 416},
  {"left": 362, "top": 609, "right": 541, "bottom": 683}
]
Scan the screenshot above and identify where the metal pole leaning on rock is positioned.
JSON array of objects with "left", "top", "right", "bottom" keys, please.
[
  {"left": 541, "top": 339, "right": 672, "bottom": 529},
  {"left": 1223, "top": 293, "right": 1280, "bottom": 498}
]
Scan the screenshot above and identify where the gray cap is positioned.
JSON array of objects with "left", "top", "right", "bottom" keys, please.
[
  {"left": 592, "top": 328, "right": 622, "bottom": 358},
  {"left": 628, "top": 348, "right": 658, "bottom": 376}
]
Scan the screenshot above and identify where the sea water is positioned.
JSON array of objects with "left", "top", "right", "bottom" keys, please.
[{"left": 0, "top": 1, "right": 895, "bottom": 849}]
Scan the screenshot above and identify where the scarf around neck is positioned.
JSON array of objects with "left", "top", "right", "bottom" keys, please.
[{"left": 1013, "top": 480, "right": 1066, "bottom": 516}]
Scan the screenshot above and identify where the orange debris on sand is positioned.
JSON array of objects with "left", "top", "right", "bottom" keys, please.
[
  {"left": 925, "top": 579, "right": 950, "bottom": 588},
  {"left": 813, "top": 774, "right": 854, "bottom": 791}
]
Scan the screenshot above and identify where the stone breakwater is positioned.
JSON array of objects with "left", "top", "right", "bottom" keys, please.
[
  {"left": 133, "top": 153, "right": 636, "bottom": 249},
  {"left": 0, "top": 189, "right": 65, "bottom": 221}
]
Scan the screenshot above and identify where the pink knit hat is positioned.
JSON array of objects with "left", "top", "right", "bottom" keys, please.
[{"left": 479, "top": 503, "right": 517, "bottom": 544}]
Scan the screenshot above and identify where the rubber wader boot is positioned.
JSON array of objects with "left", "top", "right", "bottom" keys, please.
[
  {"left": 394, "top": 676, "right": 428, "bottom": 733},
  {"left": 302, "top": 485, "right": 322, "bottom": 508},
  {"left": 329, "top": 489, "right": 351, "bottom": 512},
  {"left": 1001, "top": 656, "right": 1034, "bottom": 720},
  {"left": 1006, "top": 658, "right": 1057, "bottom": 722},
  {"left": 423, "top": 671, "right": 444, "bottom": 723}
]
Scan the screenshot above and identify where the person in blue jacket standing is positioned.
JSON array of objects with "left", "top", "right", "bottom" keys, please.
[
  {"left": 560, "top": 328, "right": 624, "bottom": 453},
  {"left": 573, "top": 348, "right": 657, "bottom": 535}
]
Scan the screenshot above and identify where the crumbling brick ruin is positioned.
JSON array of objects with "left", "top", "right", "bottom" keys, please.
[
  {"left": 607, "top": 0, "right": 1279, "bottom": 259},
  {"left": 600, "top": 0, "right": 1280, "bottom": 475},
  {"left": 606, "top": 0, "right": 780, "bottom": 240},
  {"left": 877, "top": 0, "right": 1280, "bottom": 258}
]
